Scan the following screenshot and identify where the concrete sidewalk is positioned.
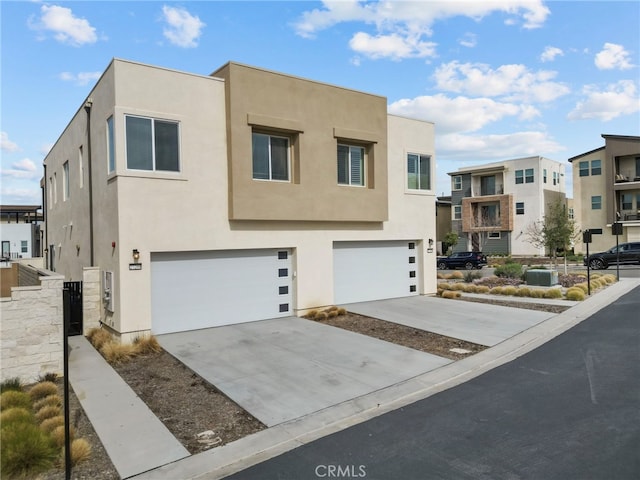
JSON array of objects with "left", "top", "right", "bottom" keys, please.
[
  {"left": 132, "top": 279, "right": 639, "bottom": 480},
  {"left": 68, "top": 336, "right": 190, "bottom": 479}
]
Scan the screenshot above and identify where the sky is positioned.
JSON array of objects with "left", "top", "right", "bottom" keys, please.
[{"left": 1, "top": 0, "right": 639, "bottom": 206}]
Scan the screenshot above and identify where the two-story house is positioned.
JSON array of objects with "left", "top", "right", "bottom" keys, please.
[
  {"left": 448, "top": 156, "right": 566, "bottom": 256},
  {"left": 569, "top": 134, "right": 640, "bottom": 253},
  {"left": 43, "top": 58, "right": 438, "bottom": 341},
  {"left": 0, "top": 205, "right": 43, "bottom": 260}
]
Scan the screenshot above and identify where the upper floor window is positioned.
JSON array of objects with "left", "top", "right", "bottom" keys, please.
[
  {"left": 78, "top": 146, "right": 84, "bottom": 188},
  {"left": 525, "top": 168, "right": 534, "bottom": 183},
  {"left": 515, "top": 170, "right": 524, "bottom": 184},
  {"left": 107, "top": 116, "right": 115, "bottom": 173},
  {"left": 579, "top": 161, "right": 589, "bottom": 177},
  {"left": 621, "top": 194, "right": 633, "bottom": 210},
  {"left": 543, "top": 169, "right": 547, "bottom": 183},
  {"left": 591, "top": 195, "right": 602, "bottom": 210},
  {"left": 480, "top": 175, "right": 495, "bottom": 195},
  {"left": 126, "top": 115, "right": 180, "bottom": 172},
  {"left": 452, "top": 175, "right": 462, "bottom": 190},
  {"left": 568, "top": 207, "right": 574, "bottom": 219},
  {"left": 63, "top": 161, "right": 70, "bottom": 201},
  {"left": 516, "top": 202, "right": 525, "bottom": 215},
  {"left": 252, "top": 132, "right": 290, "bottom": 181},
  {"left": 21, "top": 241, "right": 28, "bottom": 253},
  {"left": 407, "top": 153, "right": 431, "bottom": 190},
  {"left": 337, "top": 144, "right": 365, "bottom": 186},
  {"left": 553, "top": 171, "right": 558, "bottom": 185},
  {"left": 453, "top": 205, "right": 462, "bottom": 220},
  {"left": 591, "top": 160, "right": 601, "bottom": 176}
]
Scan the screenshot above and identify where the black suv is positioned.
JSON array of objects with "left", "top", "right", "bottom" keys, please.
[
  {"left": 437, "top": 251, "right": 487, "bottom": 270},
  {"left": 583, "top": 242, "right": 640, "bottom": 269}
]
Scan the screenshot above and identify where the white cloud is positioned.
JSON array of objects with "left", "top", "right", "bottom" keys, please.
[
  {"left": 540, "top": 46, "right": 563, "bottom": 62},
  {"left": 29, "top": 5, "right": 97, "bottom": 46},
  {"left": 388, "top": 94, "right": 539, "bottom": 134},
  {"left": 594, "top": 43, "right": 634, "bottom": 70},
  {"left": 294, "top": 1, "right": 549, "bottom": 59},
  {"left": 349, "top": 32, "right": 436, "bottom": 60},
  {"left": 161, "top": 5, "right": 205, "bottom": 48},
  {"left": 59, "top": 71, "right": 102, "bottom": 86},
  {"left": 433, "top": 61, "right": 570, "bottom": 103},
  {"left": 1, "top": 132, "right": 19, "bottom": 152},
  {"left": 0, "top": 187, "right": 42, "bottom": 205},
  {"left": 459, "top": 33, "right": 477, "bottom": 48},
  {"left": 1, "top": 158, "right": 41, "bottom": 180},
  {"left": 568, "top": 80, "right": 640, "bottom": 121},
  {"left": 437, "top": 131, "right": 565, "bottom": 159}
]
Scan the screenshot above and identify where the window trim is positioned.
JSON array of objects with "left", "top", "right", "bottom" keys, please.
[
  {"left": 591, "top": 159, "right": 601, "bottom": 176},
  {"left": 452, "top": 175, "right": 462, "bottom": 191},
  {"left": 579, "top": 161, "right": 589, "bottom": 177},
  {"left": 525, "top": 168, "right": 534, "bottom": 183},
  {"left": 515, "top": 170, "right": 524, "bottom": 184},
  {"left": 516, "top": 201, "right": 525, "bottom": 215},
  {"left": 124, "top": 114, "right": 181, "bottom": 173},
  {"left": 453, "top": 205, "right": 462, "bottom": 220},
  {"left": 107, "top": 116, "right": 115, "bottom": 174},
  {"left": 591, "top": 195, "right": 602, "bottom": 210},
  {"left": 63, "top": 161, "right": 70, "bottom": 201},
  {"left": 252, "top": 131, "right": 291, "bottom": 182}
]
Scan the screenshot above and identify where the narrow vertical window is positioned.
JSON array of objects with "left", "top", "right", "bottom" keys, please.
[
  {"left": 78, "top": 146, "right": 84, "bottom": 188},
  {"left": 579, "top": 161, "right": 589, "bottom": 177},
  {"left": 591, "top": 196, "right": 602, "bottom": 210},
  {"left": 63, "top": 161, "right": 70, "bottom": 201},
  {"left": 515, "top": 170, "right": 524, "bottom": 184},
  {"left": 53, "top": 172, "right": 57, "bottom": 204},
  {"left": 452, "top": 175, "right": 462, "bottom": 190},
  {"left": 107, "top": 115, "right": 115, "bottom": 173},
  {"left": 591, "top": 160, "right": 601, "bottom": 176},
  {"left": 525, "top": 168, "right": 534, "bottom": 183}
]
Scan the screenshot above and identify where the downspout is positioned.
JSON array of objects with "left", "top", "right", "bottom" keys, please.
[
  {"left": 43, "top": 164, "right": 48, "bottom": 266},
  {"left": 84, "top": 99, "right": 94, "bottom": 266}
]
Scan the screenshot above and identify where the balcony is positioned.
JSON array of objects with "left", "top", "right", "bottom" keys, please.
[{"left": 461, "top": 194, "right": 513, "bottom": 233}]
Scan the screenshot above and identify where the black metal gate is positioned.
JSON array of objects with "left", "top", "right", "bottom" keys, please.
[{"left": 63, "top": 281, "right": 83, "bottom": 336}]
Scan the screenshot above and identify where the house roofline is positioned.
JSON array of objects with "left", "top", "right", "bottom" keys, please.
[{"left": 568, "top": 146, "right": 605, "bottom": 162}]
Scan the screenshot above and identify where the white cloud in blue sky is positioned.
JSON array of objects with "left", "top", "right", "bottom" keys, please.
[{"left": 2, "top": 1, "right": 639, "bottom": 203}]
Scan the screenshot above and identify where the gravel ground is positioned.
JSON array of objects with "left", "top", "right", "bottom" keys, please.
[{"left": 37, "top": 297, "right": 568, "bottom": 480}]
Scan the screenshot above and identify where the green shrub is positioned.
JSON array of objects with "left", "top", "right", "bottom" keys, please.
[
  {"left": 502, "top": 286, "right": 517, "bottom": 296},
  {"left": 29, "top": 382, "right": 58, "bottom": 402},
  {"left": 1, "top": 422, "right": 58, "bottom": 478},
  {"left": 565, "top": 288, "right": 586, "bottom": 301},
  {"left": 0, "top": 378, "right": 22, "bottom": 394},
  {"left": 0, "top": 407, "right": 33, "bottom": 426},
  {"left": 463, "top": 270, "right": 482, "bottom": 283},
  {"left": 494, "top": 262, "right": 523, "bottom": 279},
  {"left": 1, "top": 391, "right": 31, "bottom": 411},
  {"left": 544, "top": 288, "right": 563, "bottom": 299}
]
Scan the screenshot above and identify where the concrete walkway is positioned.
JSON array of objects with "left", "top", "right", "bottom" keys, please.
[
  {"left": 68, "top": 336, "right": 190, "bottom": 479},
  {"left": 343, "top": 295, "right": 556, "bottom": 346},
  {"left": 157, "top": 317, "right": 452, "bottom": 427}
]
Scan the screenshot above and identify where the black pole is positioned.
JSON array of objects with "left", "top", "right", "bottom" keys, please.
[
  {"left": 586, "top": 241, "right": 591, "bottom": 296},
  {"left": 63, "top": 288, "right": 71, "bottom": 479},
  {"left": 616, "top": 232, "right": 620, "bottom": 281}
]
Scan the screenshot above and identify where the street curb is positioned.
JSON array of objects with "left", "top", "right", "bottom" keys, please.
[{"left": 131, "top": 278, "right": 640, "bottom": 480}]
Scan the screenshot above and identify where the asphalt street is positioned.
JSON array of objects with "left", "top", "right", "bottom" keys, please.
[{"left": 225, "top": 285, "right": 640, "bottom": 480}]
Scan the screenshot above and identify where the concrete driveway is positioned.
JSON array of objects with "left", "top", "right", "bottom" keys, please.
[
  {"left": 343, "top": 295, "right": 555, "bottom": 346},
  {"left": 157, "top": 317, "right": 451, "bottom": 427}
]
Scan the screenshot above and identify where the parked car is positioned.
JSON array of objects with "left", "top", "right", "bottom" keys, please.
[
  {"left": 437, "top": 251, "right": 487, "bottom": 270},
  {"left": 583, "top": 242, "right": 640, "bottom": 269}
]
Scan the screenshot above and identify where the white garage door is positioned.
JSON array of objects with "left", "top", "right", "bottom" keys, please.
[
  {"left": 151, "top": 249, "right": 292, "bottom": 334},
  {"left": 333, "top": 240, "right": 419, "bottom": 305}
]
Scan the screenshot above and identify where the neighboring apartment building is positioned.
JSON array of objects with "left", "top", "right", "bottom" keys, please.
[
  {"left": 448, "top": 156, "right": 566, "bottom": 255},
  {"left": 569, "top": 134, "right": 640, "bottom": 253},
  {"left": 0, "top": 205, "right": 42, "bottom": 259},
  {"left": 43, "top": 58, "right": 438, "bottom": 341},
  {"left": 435, "top": 196, "right": 452, "bottom": 254}
]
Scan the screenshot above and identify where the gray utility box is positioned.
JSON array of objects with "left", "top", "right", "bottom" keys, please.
[{"left": 526, "top": 269, "right": 559, "bottom": 286}]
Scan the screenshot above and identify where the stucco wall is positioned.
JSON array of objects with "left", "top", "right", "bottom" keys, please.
[{"left": 0, "top": 271, "right": 65, "bottom": 383}]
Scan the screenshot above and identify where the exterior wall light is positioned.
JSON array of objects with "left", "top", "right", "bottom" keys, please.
[{"left": 132, "top": 249, "right": 140, "bottom": 263}]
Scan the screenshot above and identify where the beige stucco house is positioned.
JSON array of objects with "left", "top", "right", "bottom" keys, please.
[
  {"left": 43, "top": 59, "right": 438, "bottom": 341},
  {"left": 569, "top": 134, "right": 640, "bottom": 253}
]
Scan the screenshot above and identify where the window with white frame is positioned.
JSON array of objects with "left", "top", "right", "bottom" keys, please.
[
  {"left": 516, "top": 201, "right": 525, "bottom": 215},
  {"left": 252, "top": 132, "right": 290, "bottom": 181},
  {"left": 48, "top": 177, "right": 53, "bottom": 208},
  {"left": 21, "top": 241, "right": 28, "bottom": 253},
  {"left": 453, "top": 205, "right": 462, "bottom": 220},
  {"left": 579, "top": 161, "right": 589, "bottom": 177},
  {"left": 553, "top": 171, "right": 558, "bottom": 185},
  {"left": 591, "top": 159, "right": 601, "bottom": 175},
  {"left": 525, "top": 168, "right": 534, "bottom": 183},
  {"left": 452, "top": 175, "right": 462, "bottom": 190},
  {"left": 107, "top": 116, "right": 115, "bottom": 173},
  {"left": 515, "top": 170, "right": 524, "bottom": 184},
  {"left": 78, "top": 146, "right": 84, "bottom": 188},
  {"left": 569, "top": 207, "right": 574, "bottom": 219},
  {"left": 407, "top": 153, "right": 431, "bottom": 190},
  {"left": 591, "top": 195, "right": 602, "bottom": 210},
  {"left": 488, "top": 232, "right": 501, "bottom": 239},
  {"left": 337, "top": 144, "right": 365, "bottom": 186},
  {"left": 63, "top": 161, "right": 70, "bottom": 201},
  {"left": 543, "top": 169, "right": 547, "bottom": 183},
  {"left": 125, "top": 115, "right": 180, "bottom": 172}
]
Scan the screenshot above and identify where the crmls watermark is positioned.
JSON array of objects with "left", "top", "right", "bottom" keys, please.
[{"left": 314, "top": 464, "right": 367, "bottom": 478}]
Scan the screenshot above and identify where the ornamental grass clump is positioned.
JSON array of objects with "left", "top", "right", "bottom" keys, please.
[
  {"left": 133, "top": 335, "right": 162, "bottom": 355},
  {"left": 489, "top": 286, "right": 503, "bottom": 295},
  {"left": 0, "top": 422, "right": 58, "bottom": 478},
  {"left": 100, "top": 342, "right": 138, "bottom": 364},
  {"left": 39, "top": 415, "right": 65, "bottom": 434},
  {"left": 502, "top": 286, "right": 517, "bottom": 296},
  {"left": 515, "top": 287, "right": 531, "bottom": 297},
  {"left": 35, "top": 405, "right": 61, "bottom": 423},
  {"left": 0, "top": 407, "right": 33, "bottom": 426},
  {"left": 29, "top": 382, "right": 58, "bottom": 402},
  {"left": 441, "top": 290, "right": 461, "bottom": 299},
  {"left": 0, "top": 378, "right": 22, "bottom": 394},
  {"left": 87, "top": 327, "right": 112, "bottom": 350},
  {"left": 475, "top": 285, "right": 490, "bottom": 294},
  {"left": 437, "top": 282, "right": 452, "bottom": 290},
  {"left": 69, "top": 438, "right": 92, "bottom": 466},
  {"left": 33, "top": 394, "right": 62, "bottom": 412},
  {"left": 463, "top": 284, "right": 477, "bottom": 293},
  {"left": 449, "top": 282, "right": 466, "bottom": 291},
  {"left": 544, "top": 288, "right": 563, "bottom": 299},
  {"left": 565, "top": 288, "right": 586, "bottom": 301},
  {"left": 529, "top": 289, "right": 546, "bottom": 298},
  {"left": 1, "top": 390, "right": 32, "bottom": 411}
]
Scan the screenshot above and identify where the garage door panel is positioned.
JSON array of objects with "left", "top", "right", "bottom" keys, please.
[
  {"left": 151, "top": 249, "right": 291, "bottom": 334},
  {"left": 334, "top": 241, "right": 418, "bottom": 305}
]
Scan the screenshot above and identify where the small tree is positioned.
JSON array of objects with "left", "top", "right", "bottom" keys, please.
[
  {"left": 443, "top": 231, "right": 459, "bottom": 254},
  {"left": 524, "top": 201, "right": 579, "bottom": 269}
]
